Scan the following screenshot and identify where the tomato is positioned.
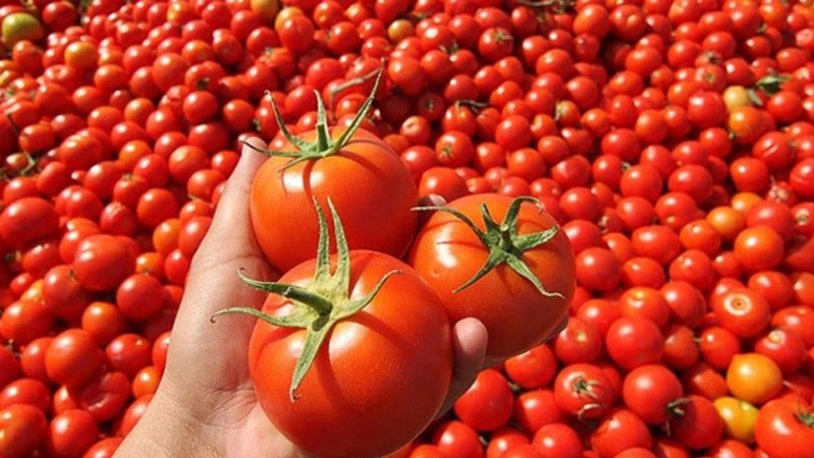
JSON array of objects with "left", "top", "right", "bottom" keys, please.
[
  {"left": 0, "top": 197, "right": 60, "bottom": 250},
  {"left": 251, "top": 85, "right": 417, "bottom": 274},
  {"left": 83, "top": 437, "right": 123, "bottom": 458},
  {"left": 503, "top": 343, "right": 557, "bottom": 390},
  {"left": 105, "top": 333, "right": 152, "bottom": 378},
  {"left": 432, "top": 420, "right": 483, "bottom": 458},
  {"left": 116, "top": 274, "right": 164, "bottom": 321},
  {"left": 590, "top": 408, "right": 653, "bottom": 458},
  {"left": 714, "top": 396, "right": 759, "bottom": 444},
  {"left": 726, "top": 353, "right": 783, "bottom": 405},
  {"left": 75, "top": 371, "right": 130, "bottom": 421},
  {"left": 410, "top": 194, "right": 574, "bottom": 360},
  {"left": 73, "top": 234, "right": 136, "bottom": 292},
  {"left": 622, "top": 365, "right": 683, "bottom": 425},
  {"left": 81, "top": 301, "right": 127, "bottom": 346},
  {"left": 227, "top": 201, "right": 452, "bottom": 458},
  {"left": 553, "top": 363, "right": 615, "bottom": 420},
  {"left": 453, "top": 369, "right": 513, "bottom": 432},
  {"left": 669, "top": 395, "right": 724, "bottom": 450},
  {"left": 0, "top": 299, "right": 54, "bottom": 346},
  {"left": 46, "top": 409, "right": 98, "bottom": 457},
  {"left": 605, "top": 316, "right": 664, "bottom": 370},
  {"left": 711, "top": 288, "right": 771, "bottom": 338},
  {"left": 45, "top": 329, "right": 104, "bottom": 389},
  {"left": 531, "top": 423, "right": 582, "bottom": 458},
  {"left": 553, "top": 317, "right": 602, "bottom": 364},
  {"left": 0, "top": 404, "right": 47, "bottom": 457},
  {"left": 755, "top": 398, "right": 814, "bottom": 458}
]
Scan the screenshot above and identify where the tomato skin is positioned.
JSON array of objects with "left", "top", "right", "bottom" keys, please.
[
  {"left": 45, "top": 329, "right": 105, "bottom": 389},
  {"left": 669, "top": 395, "right": 724, "bottom": 450},
  {"left": 713, "top": 396, "right": 759, "bottom": 444},
  {"left": 72, "top": 234, "right": 137, "bottom": 292},
  {"left": 0, "top": 403, "right": 48, "bottom": 457},
  {"left": 590, "top": 408, "right": 653, "bottom": 458},
  {"left": 0, "top": 197, "right": 60, "bottom": 250},
  {"left": 249, "top": 251, "right": 452, "bottom": 458},
  {"left": 46, "top": 408, "right": 99, "bottom": 457},
  {"left": 409, "top": 193, "right": 575, "bottom": 360},
  {"left": 726, "top": 353, "right": 783, "bottom": 405},
  {"left": 755, "top": 398, "right": 814, "bottom": 458},
  {"left": 453, "top": 369, "right": 514, "bottom": 432},
  {"left": 622, "top": 364, "right": 683, "bottom": 425},
  {"left": 251, "top": 128, "right": 417, "bottom": 274}
]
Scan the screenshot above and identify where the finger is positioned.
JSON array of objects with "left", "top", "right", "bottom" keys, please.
[
  {"left": 437, "top": 317, "right": 488, "bottom": 417},
  {"left": 165, "top": 139, "right": 272, "bottom": 389},
  {"left": 179, "top": 137, "right": 270, "bottom": 317},
  {"left": 197, "top": 137, "right": 269, "bottom": 255}
]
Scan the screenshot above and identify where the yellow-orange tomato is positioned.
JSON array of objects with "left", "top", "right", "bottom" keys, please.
[
  {"left": 730, "top": 192, "right": 763, "bottom": 215},
  {"left": 706, "top": 206, "right": 745, "bottom": 242},
  {"left": 726, "top": 353, "right": 783, "bottom": 405},
  {"left": 723, "top": 86, "right": 754, "bottom": 111},
  {"left": 273, "top": 6, "right": 303, "bottom": 30},
  {"left": 64, "top": 41, "right": 98, "bottom": 71},
  {"left": 714, "top": 396, "right": 759, "bottom": 443},
  {"left": 250, "top": 0, "right": 279, "bottom": 25}
]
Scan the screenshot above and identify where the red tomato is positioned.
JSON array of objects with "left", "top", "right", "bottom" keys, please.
[
  {"left": 590, "top": 408, "right": 653, "bottom": 458},
  {"left": 553, "top": 363, "right": 615, "bottom": 420},
  {"left": 622, "top": 364, "right": 684, "bottom": 425},
  {"left": 0, "top": 404, "right": 47, "bottom": 457},
  {"left": 755, "top": 398, "right": 814, "bottom": 458},
  {"left": 44, "top": 329, "right": 104, "bottom": 389},
  {"left": 453, "top": 369, "right": 514, "bottom": 432},
  {"left": 72, "top": 234, "right": 136, "bottom": 292},
  {"left": 410, "top": 194, "right": 574, "bottom": 360},
  {"left": 250, "top": 89, "right": 417, "bottom": 274},
  {"left": 238, "top": 202, "right": 452, "bottom": 458}
]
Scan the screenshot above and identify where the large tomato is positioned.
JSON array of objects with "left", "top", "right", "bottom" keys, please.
[
  {"left": 250, "top": 74, "right": 418, "bottom": 274},
  {"left": 409, "top": 193, "right": 575, "bottom": 360},
  {"left": 755, "top": 398, "right": 814, "bottom": 458},
  {"left": 217, "top": 201, "right": 451, "bottom": 458}
]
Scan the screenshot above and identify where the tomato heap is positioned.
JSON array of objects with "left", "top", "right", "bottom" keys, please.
[{"left": 1, "top": 0, "right": 814, "bottom": 456}]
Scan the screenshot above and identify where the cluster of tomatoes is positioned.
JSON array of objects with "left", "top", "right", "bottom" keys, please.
[{"left": 1, "top": 0, "right": 814, "bottom": 456}]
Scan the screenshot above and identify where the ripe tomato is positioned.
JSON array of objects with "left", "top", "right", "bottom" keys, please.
[
  {"left": 231, "top": 202, "right": 452, "bottom": 458},
  {"left": 44, "top": 329, "right": 104, "bottom": 389},
  {"left": 0, "top": 404, "right": 47, "bottom": 457},
  {"left": 532, "top": 423, "right": 582, "bottom": 458},
  {"left": 553, "top": 363, "right": 615, "bottom": 420},
  {"left": 726, "top": 353, "right": 783, "bottom": 405},
  {"left": 713, "top": 396, "right": 759, "bottom": 444},
  {"left": 755, "top": 398, "right": 814, "bottom": 458},
  {"left": 453, "top": 369, "right": 514, "bottom": 432},
  {"left": 72, "top": 234, "right": 136, "bottom": 292},
  {"left": 622, "top": 364, "right": 683, "bottom": 425},
  {"left": 46, "top": 408, "right": 99, "bottom": 457},
  {"left": 669, "top": 395, "right": 724, "bottom": 450},
  {"left": 251, "top": 86, "right": 417, "bottom": 274},
  {"left": 590, "top": 408, "right": 653, "bottom": 458},
  {"left": 711, "top": 288, "right": 771, "bottom": 338},
  {"left": 410, "top": 194, "right": 574, "bottom": 360}
]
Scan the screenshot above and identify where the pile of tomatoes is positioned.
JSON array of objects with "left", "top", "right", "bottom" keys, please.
[{"left": 2, "top": 0, "right": 814, "bottom": 456}]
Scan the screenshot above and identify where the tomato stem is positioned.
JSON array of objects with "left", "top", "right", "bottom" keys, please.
[
  {"left": 254, "top": 66, "right": 385, "bottom": 173},
  {"left": 413, "top": 196, "right": 563, "bottom": 297}
]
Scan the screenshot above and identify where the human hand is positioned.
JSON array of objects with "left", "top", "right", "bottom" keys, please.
[{"left": 115, "top": 138, "right": 488, "bottom": 458}]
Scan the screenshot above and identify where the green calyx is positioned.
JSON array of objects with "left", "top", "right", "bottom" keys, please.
[
  {"left": 414, "top": 196, "right": 563, "bottom": 297},
  {"left": 211, "top": 198, "right": 400, "bottom": 401},
  {"left": 753, "top": 73, "right": 791, "bottom": 96},
  {"left": 242, "top": 66, "right": 384, "bottom": 173}
]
